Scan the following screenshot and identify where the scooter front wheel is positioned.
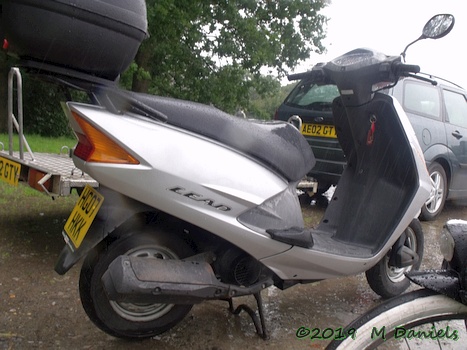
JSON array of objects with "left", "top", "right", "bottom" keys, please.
[
  {"left": 365, "top": 219, "right": 424, "bottom": 299},
  {"left": 79, "top": 228, "right": 194, "bottom": 339}
]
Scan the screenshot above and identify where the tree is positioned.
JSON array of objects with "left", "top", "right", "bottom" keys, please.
[
  {"left": 125, "top": 0, "right": 328, "bottom": 112},
  {"left": 249, "top": 81, "right": 296, "bottom": 120},
  {"left": 0, "top": 0, "right": 329, "bottom": 135},
  {"left": 0, "top": 51, "right": 8, "bottom": 133},
  {"left": 0, "top": 53, "right": 72, "bottom": 137}
]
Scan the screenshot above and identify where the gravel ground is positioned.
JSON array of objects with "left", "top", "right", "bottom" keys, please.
[{"left": 1, "top": 182, "right": 465, "bottom": 349}]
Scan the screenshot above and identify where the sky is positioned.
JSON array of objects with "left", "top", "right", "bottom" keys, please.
[{"left": 289, "top": 0, "right": 467, "bottom": 88}]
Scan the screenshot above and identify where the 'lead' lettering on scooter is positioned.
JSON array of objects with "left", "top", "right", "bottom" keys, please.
[{"left": 168, "top": 187, "right": 231, "bottom": 211}]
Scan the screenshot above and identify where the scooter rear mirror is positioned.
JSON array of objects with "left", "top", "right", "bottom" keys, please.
[
  {"left": 422, "top": 14, "right": 455, "bottom": 39},
  {"left": 401, "top": 13, "right": 454, "bottom": 61}
]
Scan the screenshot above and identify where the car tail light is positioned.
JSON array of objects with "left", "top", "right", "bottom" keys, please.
[{"left": 72, "top": 111, "right": 139, "bottom": 165}]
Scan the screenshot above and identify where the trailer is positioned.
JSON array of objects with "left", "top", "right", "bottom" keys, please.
[{"left": 0, "top": 67, "right": 97, "bottom": 197}]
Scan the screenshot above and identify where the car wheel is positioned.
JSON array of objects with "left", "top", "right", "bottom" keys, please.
[{"left": 420, "top": 162, "right": 447, "bottom": 221}]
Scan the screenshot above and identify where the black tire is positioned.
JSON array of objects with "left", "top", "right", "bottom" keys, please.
[
  {"left": 79, "top": 227, "right": 194, "bottom": 339},
  {"left": 326, "top": 289, "right": 467, "bottom": 349},
  {"left": 420, "top": 162, "right": 447, "bottom": 221},
  {"left": 365, "top": 219, "right": 423, "bottom": 299}
]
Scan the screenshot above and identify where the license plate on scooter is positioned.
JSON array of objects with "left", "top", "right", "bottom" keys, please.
[{"left": 63, "top": 185, "right": 104, "bottom": 251}]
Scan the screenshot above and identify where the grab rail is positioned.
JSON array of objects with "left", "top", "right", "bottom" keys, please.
[{"left": 7, "top": 67, "right": 34, "bottom": 161}]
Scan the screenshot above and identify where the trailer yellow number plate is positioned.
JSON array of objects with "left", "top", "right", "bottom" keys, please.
[
  {"left": 0, "top": 156, "right": 21, "bottom": 186},
  {"left": 63, "top": 185, "right": 104, "bottom": 250}
]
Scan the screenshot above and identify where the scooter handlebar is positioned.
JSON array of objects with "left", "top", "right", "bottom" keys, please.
[
  {"left": 393, "top": 62, "right": 421, "bottom": 76},
  {"left": 287, "top": 69, "right": 326, "bottom": 82},
  {"left": 393, "top": 61, "right": 438, "bottom": 85}
]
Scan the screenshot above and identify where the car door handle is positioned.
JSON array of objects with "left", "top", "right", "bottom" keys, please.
[{"left": 452, "top": 131, "right": 463, "bottom": 140}]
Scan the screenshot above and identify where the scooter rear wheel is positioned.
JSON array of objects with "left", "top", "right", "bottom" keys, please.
[{"left": 79, "top": 227, "right": 194, "bottom": 339}]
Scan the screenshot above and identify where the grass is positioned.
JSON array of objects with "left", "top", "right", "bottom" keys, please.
[
  {"left": 0, "top": 180, "right": 77, "bottom": 213},
  {"left": 0, "top": 133, "right": 77, "bottom": 154},
  {"left": 0, "top": 180, "right": 46, "bottom": 203},
  {"left": 0, "top": 180, "right": 77, "bottom": 257}
]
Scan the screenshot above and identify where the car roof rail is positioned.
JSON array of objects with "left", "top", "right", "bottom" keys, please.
[{"left": 417, "top": 72, "right": 465, "bottom": 90}]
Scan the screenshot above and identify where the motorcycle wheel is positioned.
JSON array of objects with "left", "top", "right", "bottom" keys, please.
[
  {"left": 365, "top": 219, "right": 423, "bottom": 299},
  {"left": 79, "top": 228, "right": 194, "bottom": 339},
  {"left": 326, "top": 289, "right": 467, "bottom": 349}
]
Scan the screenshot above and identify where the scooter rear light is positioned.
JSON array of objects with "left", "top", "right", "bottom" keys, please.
[
  {"left": 74, "top": 132, "right": 94, "bottom": 161},
  {"left": 72, "top": 111, "right": 139, "bottom": 165}
]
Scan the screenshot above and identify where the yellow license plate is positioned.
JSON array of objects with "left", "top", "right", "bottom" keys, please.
[
  {"left": 301, "top": 123, "right": 337, "bottom": 138},
  {"left": 0, "top": 156, "right": 21, "bottom": 186},
  {"left": 63, "top": 185, "right": 104, "bottom": 250}
]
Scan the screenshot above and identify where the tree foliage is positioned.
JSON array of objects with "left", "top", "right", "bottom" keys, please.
[
  {"left": 0, "top": 52, "right": 8, "bottom": 133},
  {"left": 21, "top": 77, "right": 74, "bottom": 137},
  {"left": 0, "top": 0, "right": 328, "bottom": 134},
  {"left": 249, "top": 81, "right": 296, "bottom": 120},
  {"left": 125, "top": 0, "right": 328, "bottom": 112}
]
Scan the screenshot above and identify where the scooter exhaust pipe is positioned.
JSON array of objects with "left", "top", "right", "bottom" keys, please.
[{"left": 102, "top": 256, "right": 272, "bottom": 304}]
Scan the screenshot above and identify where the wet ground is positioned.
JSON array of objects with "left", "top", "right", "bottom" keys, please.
[{"left": 1, "top": 182, "right": 466, "bottom": 349}]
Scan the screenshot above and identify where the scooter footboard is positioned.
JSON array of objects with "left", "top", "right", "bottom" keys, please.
[{"left": 317, "top": 94, "right": 426, "bottom": 252}]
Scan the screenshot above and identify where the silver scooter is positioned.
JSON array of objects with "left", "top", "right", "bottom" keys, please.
[{"left": 43, "top": 14, "right": 451, "bottom": 340}]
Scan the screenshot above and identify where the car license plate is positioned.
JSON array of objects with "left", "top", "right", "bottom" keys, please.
[
  {"left": 301, "top": 123, "right": 337, "bottom": 138},
  {"left": 0, "top": 156, "right": 21, "bottom": 186},
  {"left": 63, "top": 185, "right": 104, "bottom": 251}
]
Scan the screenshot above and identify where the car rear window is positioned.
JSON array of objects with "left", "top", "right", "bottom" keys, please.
[
  {"left": 443, "top": 90, "right": 467, "bottom": 128},
  {"left": 285, "top": 82, "right": 339, "bottom": 110},
  {"left": 403, "top": 81, "right": 441, "bottom": 120}
]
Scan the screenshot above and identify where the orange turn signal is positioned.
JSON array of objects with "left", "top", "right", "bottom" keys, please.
[{"left": 72, "top": 111, "right": 139, "bottom": 165}]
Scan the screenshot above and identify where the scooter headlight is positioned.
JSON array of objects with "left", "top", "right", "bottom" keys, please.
[{"left": 439, "top": 227, "right": 455, "bottom": 262}]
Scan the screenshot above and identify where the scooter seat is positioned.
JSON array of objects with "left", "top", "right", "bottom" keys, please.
[{"left": 127, "top": 92, "right": 315, "bottom": 182}]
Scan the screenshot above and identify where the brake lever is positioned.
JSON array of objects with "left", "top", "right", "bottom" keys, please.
[{"left": 404, "top": 73, "right": 438, "bottom": 86}]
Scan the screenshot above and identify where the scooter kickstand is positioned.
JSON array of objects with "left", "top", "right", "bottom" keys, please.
[{"left": 227, "top": 291, "right": 269, "bottom": 340}]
